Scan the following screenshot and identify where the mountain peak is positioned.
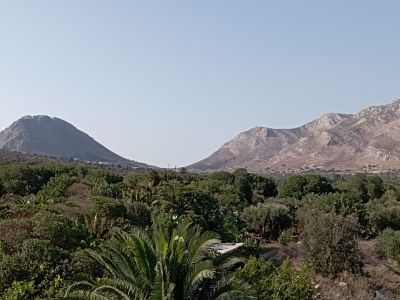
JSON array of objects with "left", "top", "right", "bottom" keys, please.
[
  {"left": 304, "top": 112, "right": 352, "bottom": 131},
  {"left": 189, "top": 99, "right": 400, "bottom": 173},
  {"left": 0, "top": 115, "right": 150, "bottom": 168}
]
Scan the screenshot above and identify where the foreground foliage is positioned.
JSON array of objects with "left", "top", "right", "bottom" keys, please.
[
  {"left": 301, "top": 212, "right": 363, "bottom": 276},
  {"left": 235, "top": 257, "right": 312, "bottom": 300},
  {"left": 1, "top": 162, "right": 400, "bottom": 298},
  {"left": 65, "top": 217, "right": 251, "bottom": 300}
]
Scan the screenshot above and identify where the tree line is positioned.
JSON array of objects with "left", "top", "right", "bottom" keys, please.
[{"left": 0, "top": 163, "right": 400, "bottom": 299}]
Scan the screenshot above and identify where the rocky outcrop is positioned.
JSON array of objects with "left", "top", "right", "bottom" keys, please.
[{"left": 189, "top": 100, "right": 400, "bottom": 173}]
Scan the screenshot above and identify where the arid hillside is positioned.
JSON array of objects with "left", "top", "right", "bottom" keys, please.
[{"left": 190, "top": 100, "right": 400, "bottom": 173}]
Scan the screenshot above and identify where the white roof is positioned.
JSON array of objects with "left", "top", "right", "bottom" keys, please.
[{"left": 208, "top": 243, "right": 244, "bottom": 255}]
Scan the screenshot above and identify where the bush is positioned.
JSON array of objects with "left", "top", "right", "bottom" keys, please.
[
  {"left": 36, "top": 174, "right": 76, "bottom": 203},
  {"left": 301, "top": 212, "right": 363, "bottom": 276},
  {"left": 376, "top": 228, "right": 400, "bottom": 264},
  {"left": 298, "top": 193, "right": 367, "bottom": 229},
  {"left": 233, "top": 168, "right": 253, "bottom": 202},
  {"left": 346, "top": 174, "right": 385, "bottom": 203},
  {"left": 249, "top": 174, "right": 277, "bottom": 203},
  {"left": 234, "top": 257, "right": 313, "bottom": 300},
  {"left": 278, "top": 174, "right": 333, "bottom": 200},
  {"left": 0, "top": 255, "right": 28, "bottom": 293},
  {"left": 242, "top": 202, "right": 292, "bottom": 240},
  {"left": 271, "top": 260, "right": 313, "bottom": 300},
  {"left": 0, "top": 165, "right": 55, "bottom": 196},
  {"left": 0, "top": 179, "right": 5, "bottom": 198},
  {"left": 93, "top": 197, "right": 128, "bottom": 220},
  {"left": 0, "top": 218, "right": 32, "bottom": 253},
  {"left": 0, "top": 280, "right": 35, "bottom": 300},
  {"left": 67, "top": 250, "right": 103, "bottom": 281},
  {"left": 86, "top": 171, "right": 125, "bottom": 199},
  {"left": 367, "top": 197, "right": 400, "bottom": 233},
  {"left": 31, "top": 211, "right": 88, "bottom": 250},
  {"left": 278, "top": 229, "right": 292, "bottom": 246},
  {"left": 234, "top": 256, "right": 275, "bottom": 299}
]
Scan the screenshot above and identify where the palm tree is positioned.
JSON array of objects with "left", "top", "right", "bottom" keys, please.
[{"left": 64, "top": 217, "right": 252, "bottom": 300}]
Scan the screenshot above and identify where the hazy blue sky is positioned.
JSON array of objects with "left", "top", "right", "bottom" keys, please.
[{"left": 1, "top": 1, "right": 399, "bottom": 167}]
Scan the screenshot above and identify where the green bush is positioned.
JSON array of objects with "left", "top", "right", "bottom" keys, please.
[
  {"left": 249, "top": 174, "right": 277, "bottom": 203},
  {"left": 0, "top": 179, "right": 5, "bottom": 198},
  {"left": 93, "top": 197, "right": 128, "bottom": 220},
  {"left": 278, "top": 229, "right": 292, "bottom": 246},
  {"left": 234, "top": 257, "right": 313, "bottom": 300},
  {"left": 271, "top": 260, "right": 313, "bottom": 300},
  {"left": 0, "top": 255, "right": 28, "bottom": 293},
  {"left": 376, "top": 228, "right": 400, "bottom": 264},
  {"left": 0, "top": 280, "right": 35, "bottom": 300},
  {"left": 36, "top": 174, "right": 76, "bottom": 203},
  {"left": 278, "top": 174, "right": 333, "bottom": 200},
  {"left": 298, "top": 193, "right": 367, "bottom": 229},
  {"left": 86, "top": 171, "right": 125, "bottom": 199},
  {"left": 233, "top": 168, "right": 253, "bottom": 202},
  {"left": 0, "top": 165, "right": 55, "bottom": 196},
  {"left": 234, "top": 256, "right": 275, "bottom": 299},
  {"left": 0, "top": 218, "right": 32, "bottom": 253},
  {"left": 301, "top": 212, "right": 363, "bottom": 276},
  {"left": 242, "top": 202, "right": 292, "bottom": 240},
  {"left": 31, "top": 211, "right": 88, "bottom": 250},
  {"left": 367, "top": 197, "right": 400, "bottom": 233},
  {"left": 346, "top": 174, "right": 385, "bottom": 203}
]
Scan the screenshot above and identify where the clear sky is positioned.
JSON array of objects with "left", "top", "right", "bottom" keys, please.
[{"left": 1, "top": 1, "right": 399, "bottom": 167}]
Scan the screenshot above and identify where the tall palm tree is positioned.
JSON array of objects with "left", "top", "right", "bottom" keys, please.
[{"left": 64, "top": 217, "right": 252, "bottom": 300}]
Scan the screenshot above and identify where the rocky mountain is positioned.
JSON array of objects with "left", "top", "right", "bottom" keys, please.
[
  {"left": 189, "top": 100, "right": 400, "bottom": 173},
  {"left": 0, "top": 115, "right": 150, "bottom": 168}
]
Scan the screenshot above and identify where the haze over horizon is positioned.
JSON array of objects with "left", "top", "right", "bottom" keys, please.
[{"left": 1, "top": 1, "right": 400, "bottom": 167}]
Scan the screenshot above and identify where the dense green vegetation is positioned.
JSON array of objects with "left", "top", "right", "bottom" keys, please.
[{"left": 0, "top": 162, "right": 400, "bottom": 299}]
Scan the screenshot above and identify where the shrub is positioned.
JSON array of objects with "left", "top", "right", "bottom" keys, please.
[
  {"left": 234, "top": 257, "right": 313, "bottom": 300},
  {"left": 346, "top": 174, "right": 385, "bottom": 203},
  {"left": 36, "top": 174, "right": 76, "bottom": 203},
  {"left": 0, "top": 218, "right": 32, "bottom": 253},
  {"left": 124, "top": 201, "right": 152, "bottom": 227},
  {"left": 301, "top": 212, "right": 363, "bottom": 276},
  {"left": 233, "top": 168, "right": 253, "bottom": 202},
  {"left": 0, "top": 179, "right": 4, "bottom": 197},
  {"left": 0, "top": 165, "right": 55, "bottom": 196},
  {"left": 367, "top": 197, "right": 400, "bottom": 233},
  {"left": 93, "top": 197, "right": 128, "bottom": 220},
  {"left": 298, "top": 193, "right": 367, "bottom": 229},
  {"left": 67, "top": 250, "right": 103, "bottom": 281},
  {"left": 31, "top": 211, "right": 88, "bottom": 250},
  {"left": 271, "top": 260, "right": 313, "bottom": 300},
  {"left": 234, "top": 257, "right": 275, "bottom": 299},
  {"left": 249, "top": 174, "right": 277, "bottom": 203},
  {"left": 278, "top": 174, "right": 332, "bottom": 200},
  {"left": 375, "top": 228, "right": 400, "bottom": 264},
  {"left": 242, "top": 202, "right": 292, "bottom": 240},
  {"left": 0, "top": 280, "right": 35, "bottom": 300},
  {"left": 86, "top": 171, "right": 125, "bottom": 199},
  {"left": 278, "top": 229, "right": 292, "bottom": 246}
]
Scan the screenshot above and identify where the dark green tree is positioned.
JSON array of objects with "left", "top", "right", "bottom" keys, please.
[
  {"left": 233, "top": 169, "right": 253, "bottom": 203},
  {"left": 278, "top": 175, "right": 332, "bottom": 200}
]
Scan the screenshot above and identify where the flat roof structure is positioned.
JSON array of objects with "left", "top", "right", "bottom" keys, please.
[{"left": 208, "top": 243, "right": 244, "bottom": 255}]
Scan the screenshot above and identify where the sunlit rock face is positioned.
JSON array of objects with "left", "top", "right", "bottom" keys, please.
[{"left": 189, "top": 100, "right": 400, "bottom": 173}]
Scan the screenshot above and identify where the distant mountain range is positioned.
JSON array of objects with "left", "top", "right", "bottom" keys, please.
[
  {"left": 189, "top": 100, "right": 400, "bottom": 173},
  {"left": 4, "top": 100, "right": 400, "bottom": 174},
  {"left": 0, "top": 115, "right": 150, "bottom": 168}
]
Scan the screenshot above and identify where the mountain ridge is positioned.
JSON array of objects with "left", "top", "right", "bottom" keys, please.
[
  {"left": 0, "top": 115, "right": 150, "bottom": 168},
  {"left": 189, "top": 99, "right": 400, "bottom": 173}
]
